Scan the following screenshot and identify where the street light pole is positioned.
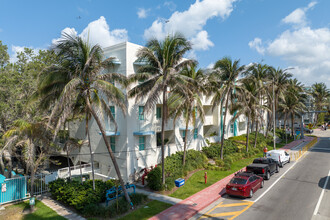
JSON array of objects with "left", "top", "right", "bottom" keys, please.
[{"left": 273, "top": 80, "right": 276, "bottom": 150}]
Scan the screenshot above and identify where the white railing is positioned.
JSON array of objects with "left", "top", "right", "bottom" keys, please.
[{"left": 58, "top": 163, "right": 99, "bottom": 179}]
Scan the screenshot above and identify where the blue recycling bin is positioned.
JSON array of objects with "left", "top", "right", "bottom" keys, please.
[{"left": 175, "top": 178, "right": 185, "bottom": 187}]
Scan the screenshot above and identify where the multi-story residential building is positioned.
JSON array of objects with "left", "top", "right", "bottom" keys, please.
[{"left": 69, "top": 42, "right": 254, "bottom": 182}]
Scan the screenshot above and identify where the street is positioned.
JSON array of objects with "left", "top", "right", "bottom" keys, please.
[{"left": 193, "top": 133, "right": 330, "bottom": 220}]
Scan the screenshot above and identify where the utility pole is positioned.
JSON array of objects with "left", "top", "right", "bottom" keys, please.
[{"left": 273, "top": 80, "right": 276, "bottom": 150}]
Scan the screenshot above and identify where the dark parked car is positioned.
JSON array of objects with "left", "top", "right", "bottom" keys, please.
[
  {"left": 226, "top": 172, "right": 264, "bottom": 198},
  {"left": 246, "top": 158, "right": 279, "bottom": 180}
]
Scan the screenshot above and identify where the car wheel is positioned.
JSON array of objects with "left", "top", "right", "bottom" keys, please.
[
  {"left": 288, "top": 158, "right": 291, "bottom": 163},
  {"left": 266, "top": 171, "right": 270, "bottom": 180},
  {"left": 249, "top": 189, "right": 253, "bottom": 198},
  {"left": 280, "top": 162, "right": 283, "bottom": 168},
  {"left": 276, "top": 165, "right": 279, "bottom": 173},
  {"left": 260, "top": 180, "right": 264, "bottom": 188}
]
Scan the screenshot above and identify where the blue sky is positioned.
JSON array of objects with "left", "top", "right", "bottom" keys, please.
[{"left": 1, "top": 0, "right": 330, "bottom": 87}]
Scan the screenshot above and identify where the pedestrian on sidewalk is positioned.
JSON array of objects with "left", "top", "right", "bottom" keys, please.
[{"left": 263, "top": 146, "right": 268, "bottom": 157}]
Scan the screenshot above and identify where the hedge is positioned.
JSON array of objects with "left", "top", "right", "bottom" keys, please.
[{"left": 49, "top": 178, "right": 116, "bottom": 211}]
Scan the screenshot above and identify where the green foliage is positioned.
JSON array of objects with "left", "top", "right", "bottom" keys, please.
[
  {"left": 147, "top": 167, "right": 163, "bottom": 191},
  {"left": 82, "top": 193, "right": 148, "bottom": 218},
  {"left": 147, "top": 149, "right": 207, "bottom": 191},
  {"left": 317, "top": 113, "right": 325, "bottom": 124},
  {"left": 49, "top": 178, "right": 116, "bottom": 211}
]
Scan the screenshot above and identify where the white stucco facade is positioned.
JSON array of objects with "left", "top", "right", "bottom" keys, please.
[{"left": 69, "top": 42, "right": 258, "bottom": 182}]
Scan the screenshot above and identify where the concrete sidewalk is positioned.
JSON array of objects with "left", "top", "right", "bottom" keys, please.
[
  {"left": 37, "top": 194, "right": 86, "bottom": 220},
  {"left": 150, "top": 137, "right": 316, "bottom": 220},
  {"left": 149, "top": 168, "right": 246, "bottom": 220},
  {"left": 135, "top": 188, "right": 182, "bottom": 205}
]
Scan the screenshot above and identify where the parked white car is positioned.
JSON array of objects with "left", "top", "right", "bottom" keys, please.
[{"left": 266, "top": 150, "right": 290, "bottom": 167}]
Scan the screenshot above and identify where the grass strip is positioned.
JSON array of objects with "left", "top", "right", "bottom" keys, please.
[
  {"left": 118, "top": 200, "right": 172, "bottom": 220},
  {"left": 169, "top": 153, "right": 263, "bottom": 200}
]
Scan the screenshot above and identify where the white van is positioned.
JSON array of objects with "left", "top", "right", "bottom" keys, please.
[{"left": 266, "top": 150, "right": 290, "bottom": 167}]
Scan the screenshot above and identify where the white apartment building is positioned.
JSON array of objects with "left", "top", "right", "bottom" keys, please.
[{"left": 69, "top": 42, "right": 252, "bottom": 182}]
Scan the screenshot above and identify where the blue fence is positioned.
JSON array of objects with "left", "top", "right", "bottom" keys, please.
[
  {"left": 0, "top": 175, "right": 27, "bottom": 204},
  {"left": 0, "top": 172, "right": 57, "bottom": 205}
]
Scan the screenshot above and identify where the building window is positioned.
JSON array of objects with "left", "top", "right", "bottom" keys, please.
[
  {"left": 156, "top": 107, "right": 161, "bottom": 119},
  {"left": 110, "top": 106, "right": 115, "bottom": 120},
  {"left": 194, "top": 107, "right": 198, "bottom": 117},
  {"left": 194, "top": 128, "right": 198, "bottom": 139},
  {"left": 156, "top": 132, "right": 161, "bottom": 147},
  {"left": 139, "top": 136, "right": 145, "bottom": 151},
  {"left": 182, "top": 130, "right": 186, "bottom": 142},
  {"left": 222, "top": 107, "right": 226, "bottom": 114},
  {"left": 139, "top": 106, "right": 144, "bottom": 120},
  {"left": 110, "top": 137, "right": 115, "bottom": 152},
  {"left": 230, "top": 123, "right": 234, "bottom": 134}
]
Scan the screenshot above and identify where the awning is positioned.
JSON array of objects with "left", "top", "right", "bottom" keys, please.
[
  {"left": 99, "top": 131, "right": 120, "bottom": 136},
  {"left": 133, "top": 131, "right": 155, "bottom": 136},
  {"left": 179, "top": 127, "right": 194, "bottom": 131},
  {"left": 111, "top": 58, "right": 121, "bottom": 65}
]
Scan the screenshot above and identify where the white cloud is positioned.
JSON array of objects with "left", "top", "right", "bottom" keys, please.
[
  {"left": 249, "top": 2, "right": 330, "bottom": 87},
  {"left": 207, "top": 62, "right": 214, "bottom": 69},
  {"left": 10, "top": 45, "right": 40, "bottom": 63},
  {"left": 53, "top": 16, "right": 127, "bottom": 49},
  {"left": 137, "top": 8, "right": 149, "bottom": 19},
  {"left": 190, "top": 31, "right": 214, "bottom": 50},
  {"left": 282, "top": 1, "right": 317, "bottom": 27},
  {"left": 248, "top": 38, "right": 265, "bottom": 54},
  {"left": 164, "top": 1, "right": 176, "bottom": 11},
  {"left": 144, "top": 0, "right": 236, "bottom": 51}
]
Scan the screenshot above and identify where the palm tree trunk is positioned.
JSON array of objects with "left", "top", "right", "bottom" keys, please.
[
  {"left": 254, "top": 118, "right": 259, "bottom": 148},
  {"left": 86, "top": 97, "right": 133, "bottom": 208},
  {"left": 291, "top": 113, "right": 294, "bottom": 137},
  {"left": 86, "top": 112, "right": 96, "bottom": 190},
  {"left": 66, "top": 143, "right": 72, "bottom": 180},
  {"left": 79, "top": 154, "right": 83, "bottom": 183},
  {"left": 283, "top": 112, "right": 287, "bottom": 131},
  {"left": 161, "top": 88, "right": 167, "bottom": 185},
  {"left": 183, "top": 111, "right": 190, "bottom": 166},
  {"left": 220, "top": 91, "right": 230, "bottom": 160},
  {"left": 246, "top": 115, "right": 250, "bottom": 152}
]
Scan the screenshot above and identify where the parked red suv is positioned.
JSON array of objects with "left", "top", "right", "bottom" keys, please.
[{"left": 226, "top": 172, "right": 264, "bottom": 198}]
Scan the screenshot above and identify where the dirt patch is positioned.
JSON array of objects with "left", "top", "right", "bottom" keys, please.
[{"left": 0, "top": 204, "right": 25, "bottom": 220}]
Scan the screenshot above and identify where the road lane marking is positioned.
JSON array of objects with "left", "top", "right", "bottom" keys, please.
[
  {"left": 219, "top": 202, "right": 252, "bottom": 207},
  {"left": 228, "top": 201, "right": 254, "bottom": 220},
  {"left": 199, "top": 201, "right": 253, "bottom": 219},
  {"left": 313, "top": 169, "right": 330, "bottom": 216},
  {"left": 212, "top": 211, "right": 241, "bottom": 217}
]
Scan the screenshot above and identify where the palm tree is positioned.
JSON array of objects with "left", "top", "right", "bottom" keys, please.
[
  {"left": 3, "top": 119, "right": 55, "bottom": 208},
  {"left": 311, "top": 82, "right": 330, "bottom": 123},
  {"left": 244, "top": 63, "right": 270, "bottom": 147},
  {"left": 269, "top": 67, "right": 292, "bottom": 128},
  {"left": 230, "top": 80, "right": 259, "bottom": 152},
  {"left": 209, "top": 57, "right": 245, "bottom": 159},
  {"left": 128, "top": 33, "right": 194, "bottom": 185},
  {"left": 281, "top": 79, "right": 306, "bottom": 136},
  {"left": 35, "top": 33, "right": 133, "bottom": 206},
  {"left": 167, "top": 63, "right": 205, "bottom": 165}
]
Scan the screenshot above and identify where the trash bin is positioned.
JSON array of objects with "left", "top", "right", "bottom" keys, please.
[{"left": 175, "top": 178, "right": 185, "bottom": 187}]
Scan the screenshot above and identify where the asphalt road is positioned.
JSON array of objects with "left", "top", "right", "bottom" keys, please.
[
  {"left": 193, "top": 137, "right": 330, "bottom": 220},
  {"left": 236, "top": 137, "right": 330, "bottom": 220}
]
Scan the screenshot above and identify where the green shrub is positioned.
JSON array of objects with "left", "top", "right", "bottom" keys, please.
[
  {"left": 49, "top": 178, "right": 116, "bottom": 211},
  {"left": 147, "top": 166, "right": 163, "bottom": 191}
]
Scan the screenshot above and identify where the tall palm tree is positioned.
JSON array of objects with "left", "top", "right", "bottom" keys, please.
[
  {"left": 209, "top": 57, "right": 245, "bottom": 159},
  {"left": 244, "top": 63, "right": 270, "bottom": 147},
  {"left": 168, "top": 63, "right": 205, "bottom": 165},
  {"left": 34, "top": 33, "right": 132, "bottom": 206},
  {"left": 311, "top": 82, "right": 330, "bottom": 123},
  {"left": 281, "top": 79, "right": 306, "bottom": 136},
  {"left": 128, "top": 33, "right": 194, "bottom": 185},
  {"left": 230, "top": 80, "right": 260, "bottom": 152},
  {"left": 269, "top": 67, "right": 292, "bottom": 128}
]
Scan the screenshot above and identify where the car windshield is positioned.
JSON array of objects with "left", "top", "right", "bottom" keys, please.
[
  {"left": 230, "top": 178, "right": 247, "bottom": 185},
  {"left": 253, "top": 159, "right": 268, "bottom": 164}
]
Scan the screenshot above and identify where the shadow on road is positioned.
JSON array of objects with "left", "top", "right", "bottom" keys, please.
[{"left": 318, "top": 176, "right": 330, "bottom": 190}]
